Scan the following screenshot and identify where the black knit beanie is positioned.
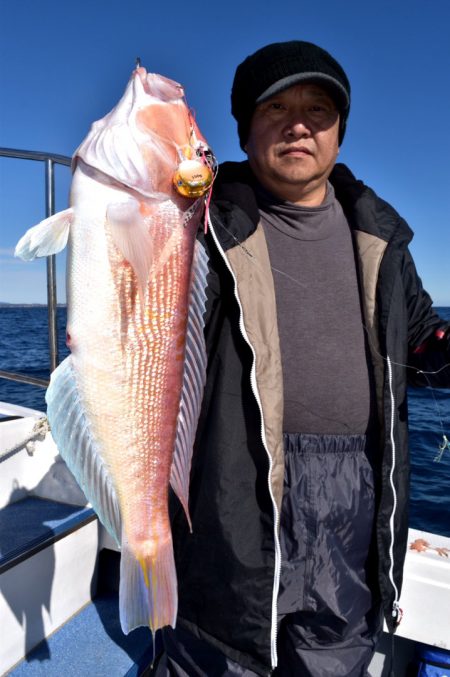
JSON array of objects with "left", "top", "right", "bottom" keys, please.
[{"left": 231, "top": 41, "right": 351, "bottom": 149}]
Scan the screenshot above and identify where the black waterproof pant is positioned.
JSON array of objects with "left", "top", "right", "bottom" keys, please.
[{"left": 153, "top": 433, "right": 383, "bottom": 677}]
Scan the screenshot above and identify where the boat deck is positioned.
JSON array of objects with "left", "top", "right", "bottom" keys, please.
[
  {"left": 8, "top": 590, "right": 155, "bottom": 676},
  {"left": 0, "top": 497, "right": 95, "bottom": 573}
]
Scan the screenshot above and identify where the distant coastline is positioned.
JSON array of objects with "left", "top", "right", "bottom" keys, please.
[
  {"left": 0, "top": 302, "right": 67, "bottom": 308},
  {"left": 0, "top": 302, "right": 448, "bottom": 309}
]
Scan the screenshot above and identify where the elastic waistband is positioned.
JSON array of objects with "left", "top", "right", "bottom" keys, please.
[{"left": 283, "top": 432, "right": 367, "bottom": 455}]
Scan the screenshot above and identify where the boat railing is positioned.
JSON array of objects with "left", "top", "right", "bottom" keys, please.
[{"left": 0, "top": 147, "right": 71, "bottom": 388}]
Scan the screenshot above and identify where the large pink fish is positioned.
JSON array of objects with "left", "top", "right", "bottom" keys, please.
[{"left": 15, "top": 67, "right": 214, "bottom": 634}]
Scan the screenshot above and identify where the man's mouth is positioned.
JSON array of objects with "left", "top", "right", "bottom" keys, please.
[
  {"left": 279, "top": 146, "right": 313, "bottom": 157},
  {"left": 279, "top": 146, "right": 313, "bottom": 158}
]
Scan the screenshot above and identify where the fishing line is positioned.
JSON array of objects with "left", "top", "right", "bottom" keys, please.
[
  {"left": 208, "top": 216, "right": 450, "bottom": 459},
  {"left": 211, "top": 217, "right": 315, "bottom": 288},
  {"left": 211, "top": 213, "right": 255, "bottom": 260},
  {"left": 362, "top": 324, "right": 450, "bottom": 462},
  {"left": 269, "top": 265, "right": 307, "bottom": 288}
]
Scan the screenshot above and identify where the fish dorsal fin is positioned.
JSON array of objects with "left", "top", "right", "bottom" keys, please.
[
  {"left": 15, "top": 207, "right": 74, "bottom": 260},
  {"left": 106, "top": 197, "right": 154, "bottom": 300},
  {"left": 46, "top": 356, "right": 121, "bottom": 544},
  {"left": 169, "top": 240, "right": 209, "bottom": 530}
]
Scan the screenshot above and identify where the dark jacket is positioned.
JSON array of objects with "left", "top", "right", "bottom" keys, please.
[{"left": 170, "top": 161, "right": 450, "bottom": 676}]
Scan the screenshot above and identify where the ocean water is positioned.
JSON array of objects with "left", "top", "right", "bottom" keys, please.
[{"left": 0, "top": 306, "right": 449, "bottom": 537}]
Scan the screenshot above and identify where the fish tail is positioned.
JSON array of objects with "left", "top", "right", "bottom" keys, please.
[{"left": 119, "top": 530, "right": 177, "bottom": 635}]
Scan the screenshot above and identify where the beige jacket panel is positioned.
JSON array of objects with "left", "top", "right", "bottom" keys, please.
[
  {"left": 354, "top": 230, "right": 388, "bottom": 413},
  {"left": 226, "top": 224, "right": 285, "bottom": 513}
]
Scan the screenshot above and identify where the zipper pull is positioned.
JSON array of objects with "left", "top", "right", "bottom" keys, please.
[{"left": 392, "top": 601, "right": 403, "bottom": 626}]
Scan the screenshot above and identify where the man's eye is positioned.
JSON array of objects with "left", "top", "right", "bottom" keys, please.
[
  {"left": 268, "top": 102, "right": 285, "bottom": 111},
  {"left": 311, "top": 103, "right": 337, "bottom": 114}
]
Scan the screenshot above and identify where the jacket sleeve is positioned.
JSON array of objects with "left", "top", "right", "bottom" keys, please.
[{"left": 402, "top": 249, "right": 450, "bottom": 388}]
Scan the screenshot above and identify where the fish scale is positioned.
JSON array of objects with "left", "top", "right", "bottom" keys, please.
[{"left": 117, "top": 211, "right": 196, "bottom": 559}]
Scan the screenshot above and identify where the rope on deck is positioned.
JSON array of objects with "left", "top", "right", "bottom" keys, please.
[{"left": 0, "top": 417, "right": 50, "bottom": 461}]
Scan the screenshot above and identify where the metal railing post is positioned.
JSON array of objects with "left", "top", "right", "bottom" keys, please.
[
  {"left": 0, "top": 148, "right": 71, "bottom": 389},
  {"left": 45, "top": 158, "right": 59, "bottom": 373}
]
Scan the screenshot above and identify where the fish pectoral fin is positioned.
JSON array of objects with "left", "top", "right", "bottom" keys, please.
[
  {"left": 15, "top": 207, "right": 74, "bottom": 260},
  {"left": 106, "top": 198, "right": 154, "bottom": 300},
  {"left": 170, "top": 241, "right": 209, "bottom": 531},
  {"left": 119, "top": 529, "right": 177, "bottom": 634}
]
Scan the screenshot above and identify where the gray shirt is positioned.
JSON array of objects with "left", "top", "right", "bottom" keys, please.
[{"left": 256, "top": 182, "right": 374, "bottom": 435}]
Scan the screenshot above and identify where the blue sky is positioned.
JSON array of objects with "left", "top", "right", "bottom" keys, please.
[{"left": 1, "top": 0, "right": 449, "bottom": 304}]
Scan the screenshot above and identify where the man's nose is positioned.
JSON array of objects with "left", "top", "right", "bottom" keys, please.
[{"left": 283, "top": 114, "right": 311, "bottom": 138}]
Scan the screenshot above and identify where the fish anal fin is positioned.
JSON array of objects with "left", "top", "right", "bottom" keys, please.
[
  {"left": 45, "top": 356, "right": 121, "bottom": 544},
  {"left": 15, "top": 208, "right": 74, "bottom": 260},
  {"left": 106, "top": 198, "right": 153, "bottom": 302},
  {"left": 119, "top": 529, "right": 177, "bottom": 634}
]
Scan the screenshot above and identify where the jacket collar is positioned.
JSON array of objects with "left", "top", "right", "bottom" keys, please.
[
  {"left": 210, "top": 160, "right": 413, "bottom": 248},
  {"left": 330, "top": 163, "right": 413, "bottom": 246}
]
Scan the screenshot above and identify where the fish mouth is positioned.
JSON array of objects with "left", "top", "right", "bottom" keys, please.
[
  {"left": 135, "top": 66, "right": 184, "bottom": 100},
  {"left": 135, "top": 66, "right": 151, "bottom": 94}
]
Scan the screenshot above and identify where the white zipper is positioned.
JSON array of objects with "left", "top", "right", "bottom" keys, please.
[
  {"left": 386, "top": 355, "right": 401, "bottom": 622},
  {"left": 207, "top": 213, "right": 281, "bottom": 669}
]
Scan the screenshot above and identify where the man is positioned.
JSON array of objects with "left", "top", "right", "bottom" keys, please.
[{"left": 153, "top": 41, "right": 450, "bottom": 676}]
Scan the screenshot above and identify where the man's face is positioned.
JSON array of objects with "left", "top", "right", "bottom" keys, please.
[{"left": 245, "top": 83, "right": 340, "bottom": 205}]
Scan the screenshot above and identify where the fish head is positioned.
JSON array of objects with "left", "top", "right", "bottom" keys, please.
[{"left": 74, "top": 67, "right": 215, "bottom": 201}]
